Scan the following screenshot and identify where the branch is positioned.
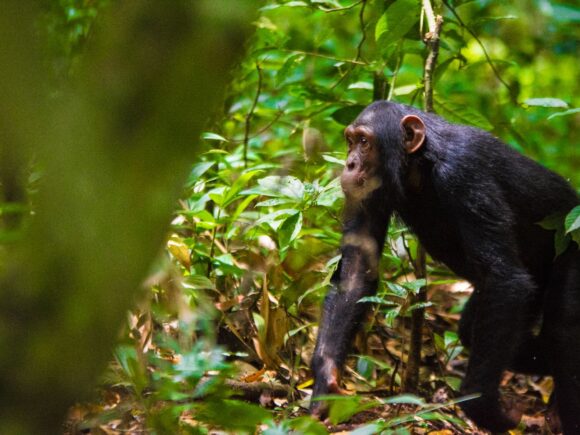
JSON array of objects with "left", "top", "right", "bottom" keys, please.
[
  {"left": 243, "top": 64, "right": 263, "bottom": 169},
  {"left": 403, "top": 4, "right": 443, "bottom": 395},
  {"left": 423, "top": 15, "right": 444, "bottom": 112}
]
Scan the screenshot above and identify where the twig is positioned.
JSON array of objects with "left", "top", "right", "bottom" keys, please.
[
  {"left": 243, "top": 64, "right": 263, "bottom": 169},
  {"left": 331, "top": 0, "right": 368, "bottom": 90},
  {"left": 403, "top": 4, "right": 443, "bottom": 395},
  {"left": 261, "top": 47, "right": 367, "bottom": 66},
  {"left": 424, "top": 15, "right": 444, "bottom": 112},
  {"left": 321, "top": 0, "right": 363, "bottom": 13},
  {"left": 442, "top": 0, "right": 517, "bottom": 104},
  {"left": 387, "top": 40, "right": 405, "bottom": 101},
  {"left": 354, "top": 0, "right": 367, "bottom": 62},
  {"left": 230, "top": 109, "right": 285, "bottom": 143}
]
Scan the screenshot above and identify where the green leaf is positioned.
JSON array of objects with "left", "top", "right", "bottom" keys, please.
[
  {"left": 386, "top": 281, "right": 408, "bottom": 298},
  {"left": 247, "top": 176, "right": 305, "bottom": 199},
  {"left": 323, "top": 395, "right": 376, "bottom": 425},
  {"left": 202, "top": 132, "right": 229, "bottom": 141},
  {"left": 189, "top": 161, "right": 214, "bottom": 180},
  {"left": 565, "top": 206, "right": 580, "bottom": 233},
  {"left": 539, "top": 213, "right": 564, "bottom": 230},
  {"left": 357, "top": 296, "right": 397, "bottom": 306},
  {"left": 331, "top": 105, "right": 366, "bottom": 125},
  {"left": 348, "top": 81, "right": 373, "bottom": 90},
  {"left": 435, "top": 97, "right": 493, "bottom": 130},
  {"left": 350, "top": 424, "right": 383, "bottom": 435},
  {"left": 196, "top": 399, "right": 271, "bottom": 431},
  {"left": 382, "top": 393, "right": 426, "bottom": 405},
  {"left": 524, "top": 98, "right": 569, "bottom": 108},
  {"left": 255, "top": 209, "right": 298, "bottom": 230},
  {"left": 286, "top": 416, "right": 328, "bottom": 435},
  {"left": 375, "top": 0, "right": 420, "bottom": 47},
  {"left": 321, "top": 154, "right": 346, "bottom": 166},
  {"left": 551, "top": 4, "right": 580, "bottom": 23},
  {"left": 547, "top": 108, "right": 580, "bottom": 120},
  {"left": 539, "top": 213, "right": 571, "bottom": 256},
  {"left": 278, "top": 212, "right": 303, "bottom": 255},
  {"left": 253, "top": 312, "right": 266, "bottom": 341},
  {"left": 222, "top": 169, "right": 263, "bottom": 208},
  {"left": 401, "top": 278, "right": 427, "bottom": 294},
  {"left": 276, "top": 53, "right": 305, "bottom": 85}
]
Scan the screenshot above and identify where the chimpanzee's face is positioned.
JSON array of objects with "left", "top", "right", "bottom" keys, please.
[{"left": 341, "top": 121, "right": 382, "bottom": 201}]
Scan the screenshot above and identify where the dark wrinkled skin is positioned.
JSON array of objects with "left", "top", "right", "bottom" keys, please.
[{"left": 311, "top": 101, "right": 580, "bottom": 433}]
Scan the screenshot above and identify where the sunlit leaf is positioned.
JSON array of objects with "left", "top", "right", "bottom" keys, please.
[
  {"left": 375, "top": 0, "right": 420, "bottom": 47},
  {"left": 524, "top": 98, "right": 569, "bottom": 108},
  {"left": 565, "top": 206, "right": 580, "bottom": 233},
  {"left": 202, "top": 132, "right": 229, "bottom": 142}
]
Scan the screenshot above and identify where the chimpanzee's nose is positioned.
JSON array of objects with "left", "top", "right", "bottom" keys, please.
[{"left": 346, "top": 155, "right": 358, "bottom": 171}]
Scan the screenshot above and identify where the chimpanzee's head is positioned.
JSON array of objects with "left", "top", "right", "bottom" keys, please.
[{"left": 341, "top": 101, "right": 426, "bottom": 202}]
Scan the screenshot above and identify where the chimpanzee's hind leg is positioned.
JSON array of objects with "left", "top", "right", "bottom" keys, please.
[{"left": 543, "top": 247, "right": 580, "bottom": 434}]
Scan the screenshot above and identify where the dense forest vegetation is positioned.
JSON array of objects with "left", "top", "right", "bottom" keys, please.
[{"left": 0, "top": 0, "right": 578, "bottom": 434}]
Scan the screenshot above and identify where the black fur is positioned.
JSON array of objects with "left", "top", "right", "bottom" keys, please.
[{"left": 311, "top": 101, "right": 580, "bottom": 433}]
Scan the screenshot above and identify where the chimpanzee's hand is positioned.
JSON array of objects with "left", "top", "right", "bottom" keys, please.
[
  {"left": 310, "top": 355, "right": 346, "bottom": 419},
  {"left": 460, "top": 387, "right": 522, "bottom": 433}
]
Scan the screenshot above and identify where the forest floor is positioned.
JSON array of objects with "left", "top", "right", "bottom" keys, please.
[{"left": 65, "top": 280, "right": 559, "bottom": 434}]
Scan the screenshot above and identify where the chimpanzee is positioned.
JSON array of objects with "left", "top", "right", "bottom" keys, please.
[{"left": 310, "top": 101, "right": 580, "bottom": 433}]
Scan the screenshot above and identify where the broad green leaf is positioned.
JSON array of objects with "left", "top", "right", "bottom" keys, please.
[
  {"left": 348, "top": 81, "right": 373, "bottom": 90},
  {"left": 539, "top": 213, "right": 571, "bottom": 256},
  {"left": 375, "top": 0, "right": 420, "bottom": 47},
  {"left": 255, "top": 209, "right": 298, "bottom": 229},
  {"left": 256, "top": 198, "right": 294, "bottom": 207},
  {"left": 386, "top": 281, "right": 408, "bottom": 298},
  {"left": 401, "top": 278, "right": 427, "bottom": 294},
  {"left": 276, "top": 53, "right": 305, "bottom": 85},
  {"left": 382, "top": 394, "right": 425, "bottom": 405},
  {"left": 551, "top": 4, "right": 580, "bottom": 22},
  {"left": 435, "top": 97, "right": 493, "bottom": 130},
  {"left": 222, "top": 169, "right": 263, "bottom": 207},
  {"left": 278, "top": 212, "right": 303, "bottom": 255},
  {"left": 317, "top": 177, "right": 343, "bottom": 207},
  {"left": 247, "top": 175, "right": 305, "bottom": 199},
  {"left": 524, "top": 98, "right": 569, "bottom": 108},
  {"left": 196, "top": 399, "right": 271, "bottom": 431},
  {"left": 253, "top": 312, "right": 266, "bottom": 341},
  {"left": 565, "top": 206, "right": 580, "bottom": 233},
  {"left": 286, "top": 416, "right": 328, "bottom": 435},
  {"left": 189, "top": 161, "right": 214, "bottom": 180},
  {"left": 325, "top": 395, "right": 376, "bottom": 425},
  {"left": 350, "top": 424, "right": 383, "bottom": 435},
  {"left": 408, "top": 301, "right": 433, "bottom": 311},
  {"left": 321, "top": 154, "right": 346, "bottom": 166},
  {"left": 202, "top": 132, "right": 228, "bottom": 142},
  {"left": 384, "top": 306, "right": 401, "bottom": 327},
  {"left": 539, "top": 213, "right": 565, "bottom": 230},
  {"left": 357, "top": 296, "right": 397, "bottom": 306},
  {"left": 393, "top": 84, "right": 419, "bottom": 96},
  {"left": 331, "top": 105, "right": 366, "bottom": 125}
]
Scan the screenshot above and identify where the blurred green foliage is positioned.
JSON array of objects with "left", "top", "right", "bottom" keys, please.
[{"left": 18, "top": 0, "right": 580, "bottom": 433}]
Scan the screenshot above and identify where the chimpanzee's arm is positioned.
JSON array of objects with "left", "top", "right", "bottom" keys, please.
[{"left": 310, "top": 190, "right": 390, "bottom": 416}]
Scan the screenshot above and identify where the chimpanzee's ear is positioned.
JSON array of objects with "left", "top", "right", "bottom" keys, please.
[{"left": 400, "top": 115, "right": 426, "bottom": 153}]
